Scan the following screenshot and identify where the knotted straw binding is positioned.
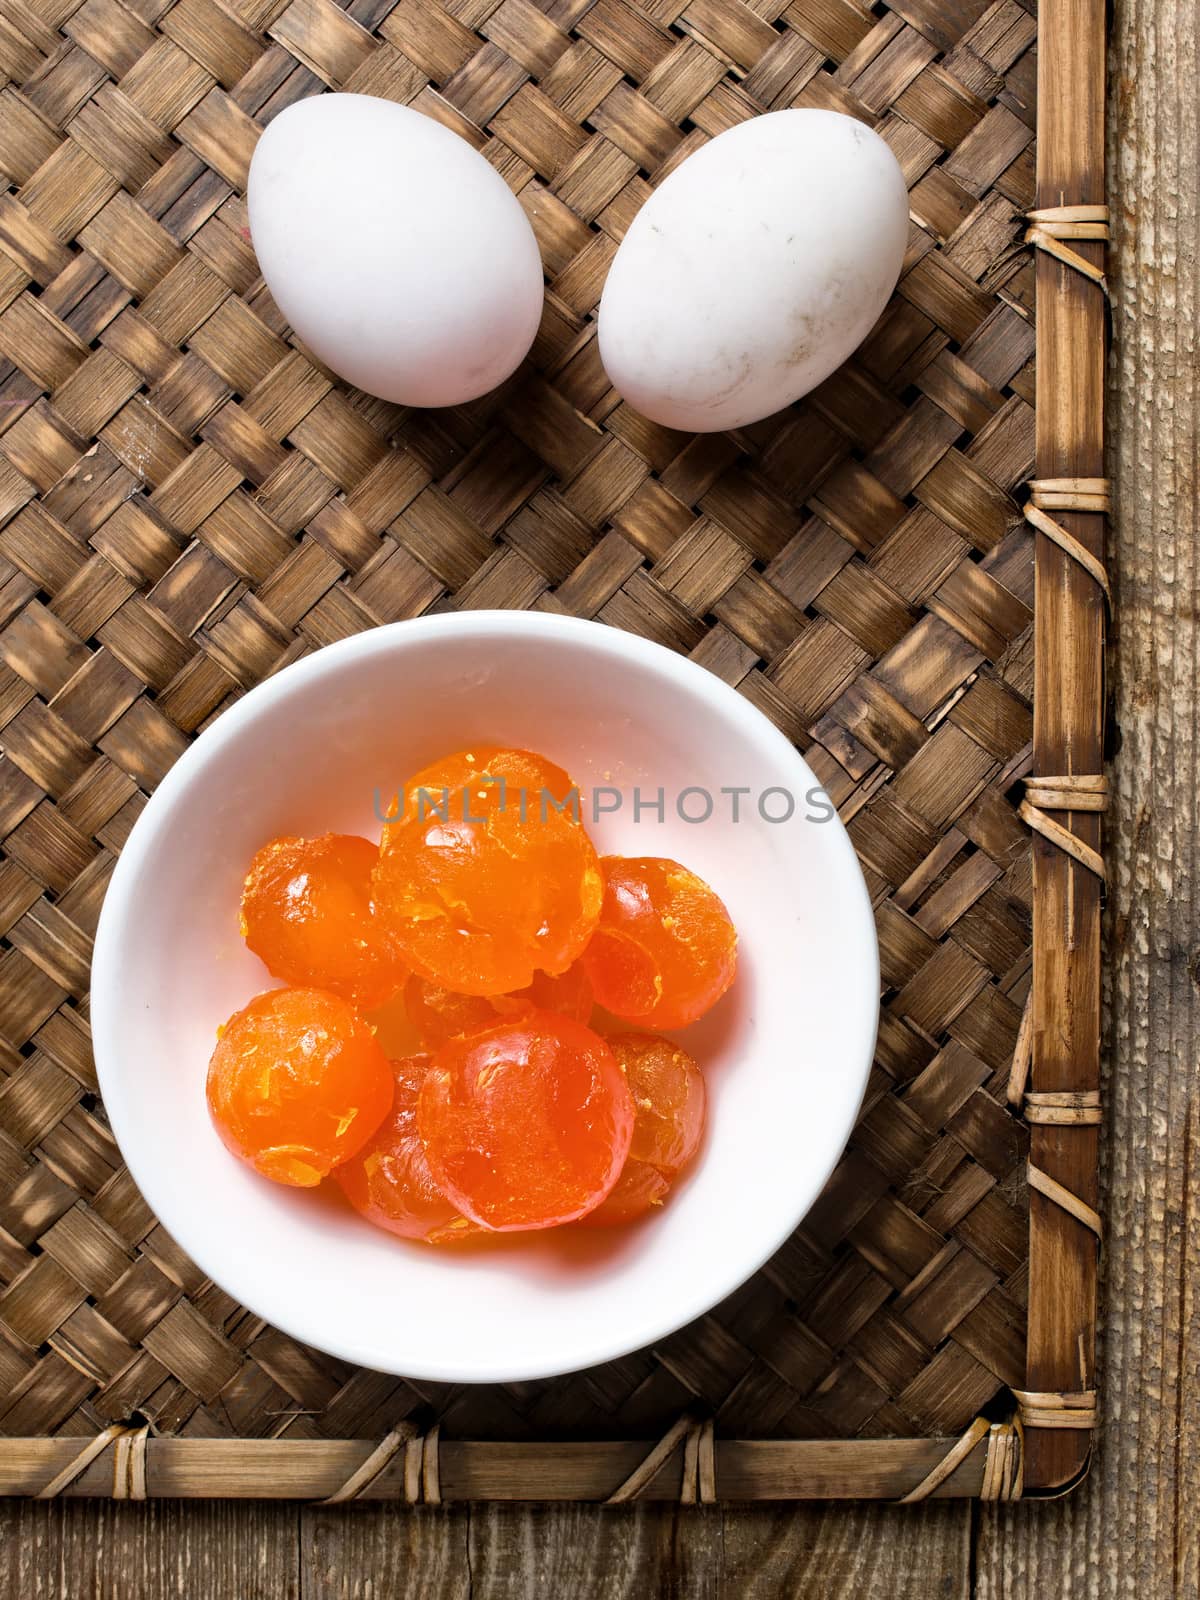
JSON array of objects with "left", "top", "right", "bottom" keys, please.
[
  {"left": 35, "top": 1421, "right": 150, "bottom": 1500},
  {"left": 607, "top": 1414, "right": 716, "bottom": 1504},
  {"left": 321, "top": 1422, "right": 441, "bottom": 1505},
  {"left": 898, "top": 1416, "right": 1023, "bottom": 1503},
  {"left": 1025, "top": 204, "right": 1110, "bottom": 294},
  {"left": 1024, "top": 480, "right": 1111, "bottom": 602},
  {"left": 1011, "top": 1390, "right": 1098, "bottom": 1430}
]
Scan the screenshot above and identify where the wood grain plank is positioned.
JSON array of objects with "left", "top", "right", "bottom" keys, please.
[
  {"left": 301, "top": 1505, "right": 469, "bottom": 1599},
  {"left": 0, "top": 1500, "right": 300, "bottom": 1598},
  {"left": 719, "top": 1504, "right": 970, "bottom": 1598},
  {"left": 976, "top": 0, "right": 1200, "bottom": 1578},
  {"left": 300, "top": 1504, "right": 717, "bottom": 1600},
  {"left": 468, "top": 1504, "right": 710, "bottom": 1599},
  {"left": 297, "top": 1501, "right": 970, "bottom": 1599}
]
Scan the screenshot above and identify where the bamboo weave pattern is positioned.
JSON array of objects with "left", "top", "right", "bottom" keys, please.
[{"left": 0, "top": 0, "right": 1049, "bottom": 1473}]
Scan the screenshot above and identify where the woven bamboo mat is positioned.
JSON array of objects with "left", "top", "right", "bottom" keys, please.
[{"left": 0, "top": 0, "right": 1046, "bottom": 1471}]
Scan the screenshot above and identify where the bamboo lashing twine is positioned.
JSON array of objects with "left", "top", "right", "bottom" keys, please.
[
  {"left": 321, "top": 1422, "right": 441, "bottom": 1504},
  {"left": 1024, "top": 1090, "right": 1104, "bottom": 1126},
  {"left": 980, "top": 1418, "right": 1024, "bottom": 1501},
  {"left": 1023, "top": 1095, "right": 1104, "bottom": 1255},
  {"left": 1018, "top": 772, "right": 1108, "bottom": 885},
  {"left": 112, "top": 1426, "right": 149, "bottom": 1501},
  {"left": 1023, "top": 772, "right": 1110, "bottom": 812},
  {"left": 1009, "top": 770, "right": 1109, "bottom": 1101},
  {"left": 1017, "top": 473, "right": 1113, "bottom": 979},
  {"left": 1028, "top": 1163, "right": 1103, "bottom": 1241},
  {"left": 898, "top": 1416, "right": 1023, "bottom": 1503},
  {"left": 1006, "top": 989, "right": 1036, "bottom": 1106},
  {"left": 1009, "top": 765, "right": 1106, "bottom": 1255},
  {"left": 1025, "top": 204, "right": 1110, "bottom": 295},
  {"left": 1008, "top": 1033, "right": 1106, "bottom": 1123},
  {"left": 35, "top": 1422, "right": 150, "bottom": 1500},
  {"left": 1018, "top": 722, "right": 1104, "bottom": 1235},
  {"left": 1023, "top": 480, "right": 1111, "bottom": 603},
  {"left": 1010, "top": 1390, "right": 1098, "bottom": 1430},
  {"left": 1019, "top": 798, "right": 1107, "bottom": 879},
  {"left": 607, "top": 1414, "right": 717, "bottom": 1504}
]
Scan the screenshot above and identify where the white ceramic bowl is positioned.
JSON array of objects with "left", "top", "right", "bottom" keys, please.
[{"left": 92, "top": 613, "right": 878, "bottom": 1383}]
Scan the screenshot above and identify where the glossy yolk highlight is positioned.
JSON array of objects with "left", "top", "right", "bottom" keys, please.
[
  {"left": 241, "top": 834, "right": 407, "bottom": 1010},
  {"left": 373, "top": 749, "right": 602, "bottom": 996},
  {"left": 403, "top": 961, "right": 593, "bottom": 1049},
  {"left": 580, "top": 1032, "right": 706, "bottom": 1225},
  {"left": 206, "top": 987, "right": 393, "bottom": 1186},
  {"left": 581, "top": 857, "right": 737, "bottom": 1030},
  {"left": 417, "top": 1011, "right": 634, "bottom": 1230},
  {"left": 334, "top": 1054, "right": 477, "bottom": 1243}
]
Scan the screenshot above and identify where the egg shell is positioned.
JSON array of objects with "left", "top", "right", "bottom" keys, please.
[
  {"left": 248, "top": 94, "right": 544, "bottom": 408},
  {"left": 597, "top": 110, "right": 909, "bottom": 433}
]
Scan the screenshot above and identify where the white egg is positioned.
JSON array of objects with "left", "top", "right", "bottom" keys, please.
[
  {"left": 248, "top": 94, "right": 544, "bottom": 407},
  {"left": 597, "top": 110, "right": 909, "bottom": 433}
]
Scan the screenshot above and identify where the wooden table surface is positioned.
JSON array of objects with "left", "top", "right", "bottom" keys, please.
[{"left": 2, "top": 0, "right": 1191, "bottom": 1586}]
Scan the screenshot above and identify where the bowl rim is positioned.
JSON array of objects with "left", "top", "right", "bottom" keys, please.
[{"left": 91, "top": 610, "right": 879, "bottom": 1382}]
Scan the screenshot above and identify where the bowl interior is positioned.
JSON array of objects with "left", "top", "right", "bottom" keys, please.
[{"left": 92, "top": 614, "right": 878, "bottom": 1381}]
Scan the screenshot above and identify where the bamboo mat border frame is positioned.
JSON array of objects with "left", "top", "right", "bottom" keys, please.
[
  {"left": 0, "top": 0, "right": 1107, "bottom": 1505},
  {"left": 1017, "top": 0, "right": 1106, "bottom": 1501}
]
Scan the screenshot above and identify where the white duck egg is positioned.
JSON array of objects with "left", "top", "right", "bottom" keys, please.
[
  {"left": 248, "top": 94, "right": 544, "bottom": 408},
  {"left": 598, "top": 109, "right": 909, "bottom": 433}
]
